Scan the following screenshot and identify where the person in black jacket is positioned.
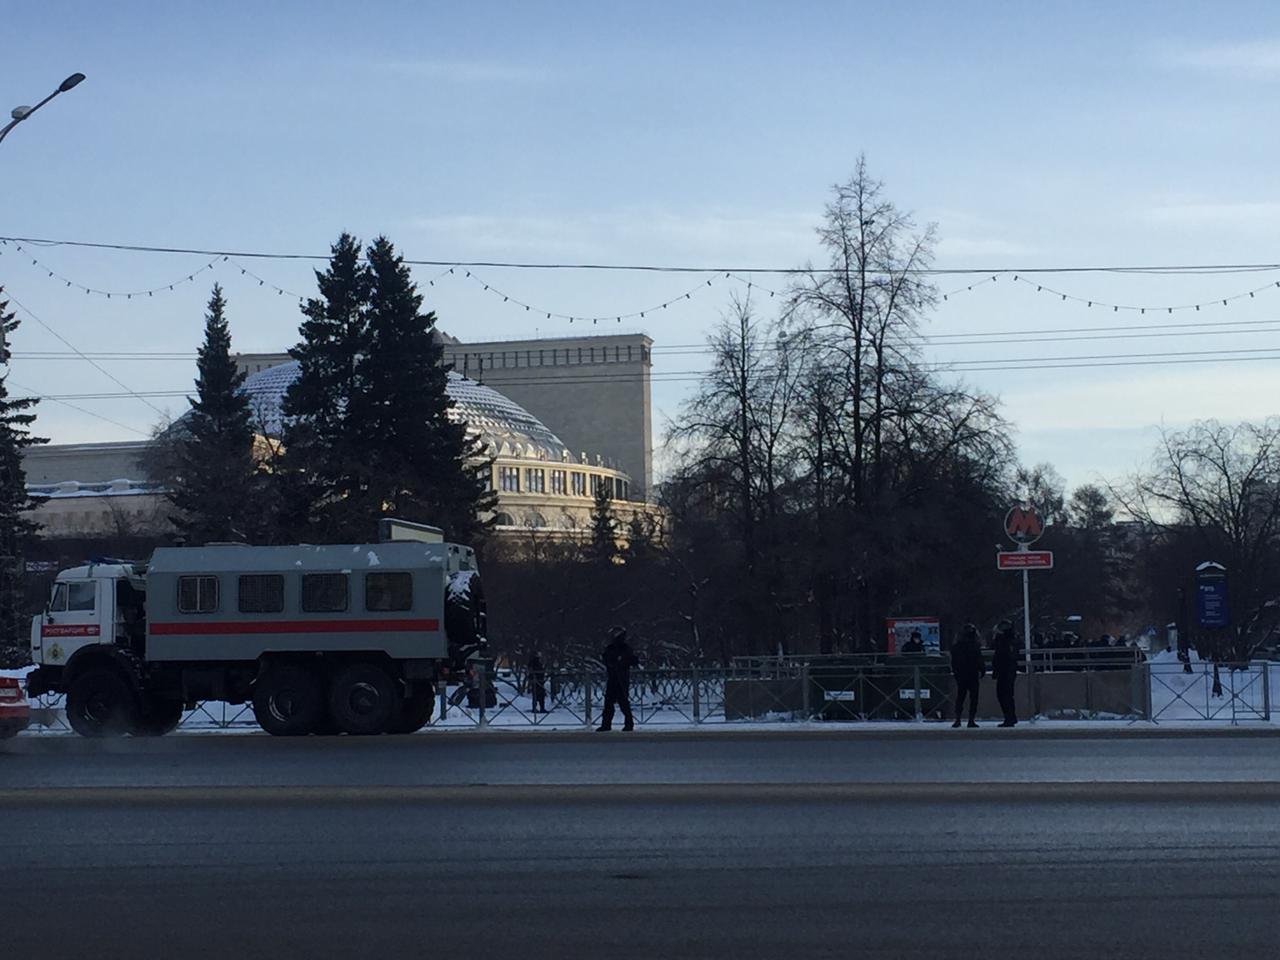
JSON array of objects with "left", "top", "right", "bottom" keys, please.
[
  {"left": 950, "top": 623, "right": 985, "bottom": 728},
  {"left": 597, "top": 626, "right": 639, "bottom": 732},
  {"left": 527, "top": 651, "right": 547, "bottom": 714},
  {"left": 991, "top": 620, "right": 1020, "bottom": 727}
]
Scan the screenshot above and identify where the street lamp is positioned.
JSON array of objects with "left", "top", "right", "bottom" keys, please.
[{"left": 0, "top": 72, "right": 86, "bottom": 147}]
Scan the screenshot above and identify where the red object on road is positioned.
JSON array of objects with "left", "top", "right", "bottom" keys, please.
[
  {"left": 996, "top": 550, "right": 1054, "bottom": 570},
  {"left": 0, "top": 676, "right": 31, "bottom": 739}
]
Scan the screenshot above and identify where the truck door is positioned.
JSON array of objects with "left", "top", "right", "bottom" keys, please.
[{"left": 41, "top": 579, "right": 107, "bottom": 666}]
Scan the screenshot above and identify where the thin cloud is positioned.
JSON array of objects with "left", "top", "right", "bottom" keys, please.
[{"left": 1159, "top": 39, "right": 1280, "bottom": 79}]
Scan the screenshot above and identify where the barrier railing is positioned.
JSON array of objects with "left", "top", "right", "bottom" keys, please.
[
  {"left": 14, "top": 658, "right": 1274, "bottom": 733},
  {"left": 1148, "top": 661, "right": 1271, "bottom": 723}
]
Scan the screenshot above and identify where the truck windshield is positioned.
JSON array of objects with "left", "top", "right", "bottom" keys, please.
[
  {"left": 48, "top": 581, "right": 95, "bottom": 613},
  {"left": 68, "top": 582, "right": 96, "bottom": 611}
]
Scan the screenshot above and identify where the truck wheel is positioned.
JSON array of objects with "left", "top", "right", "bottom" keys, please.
[
  {"left": 66, "top": 668, "right": 138, "bottom": 738},
  {"left": 328, "top": 663, "right": 400, "bottom": 735},
  {"left": 133, "top": 698, "right": 183, "bottom": 736},
  {"left": 388, "top": 691, "right": 435, "bottom": 734},
  {"left": 253, "top": 664, "right": 324, "bottom": 736}
]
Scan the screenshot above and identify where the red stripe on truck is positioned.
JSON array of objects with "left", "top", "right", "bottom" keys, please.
[{"left": 149, "top": 618, "right": 440, "bottom": 636}]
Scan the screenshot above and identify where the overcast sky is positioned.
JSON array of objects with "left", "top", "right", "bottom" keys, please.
[{"left": 6, "top": 1, "right": 1280, "bottom": 492}]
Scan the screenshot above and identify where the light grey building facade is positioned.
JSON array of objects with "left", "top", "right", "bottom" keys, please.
[
  {"left": 234, "top": 331, "right": 653, "bottom": 497},
  {"left": 24, "top": 331, "right": 658, "bottom": 540}
]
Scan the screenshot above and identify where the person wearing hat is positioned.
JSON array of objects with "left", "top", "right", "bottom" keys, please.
[
  {"left": 991, "top": 620, "right": 1020, "bottom": 727},
  {"left": 950, "top": 623, "right": 985, "bottom": 728},
  {"left": 598, "top": 626, "right": 639, "bottom": 732}
]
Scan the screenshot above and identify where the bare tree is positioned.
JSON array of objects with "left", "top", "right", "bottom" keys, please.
[
  {"left": 1122, "top": 419, "right": 1280, "bottom": 663},
  {"left": 668, "top": 293, "right": 806, "bottom": 653},
  {"left": 791, "top": 154, "right": 938, "bottom": 507}
]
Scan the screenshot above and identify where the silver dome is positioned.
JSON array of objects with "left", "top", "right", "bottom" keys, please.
[{"left": 240, "top": 360, "right": 571, "bottom": 461}]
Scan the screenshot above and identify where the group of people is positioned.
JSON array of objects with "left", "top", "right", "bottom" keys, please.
[
  {"left": 1032, "top": 631, "right": 1139, "bottom": 651},
  {"left": 949, "top": 621, "right": 1022, "bottom": 728},
  {"left": 526, "top": 626, "right": 639, "bottom": 732},
  {"left": 528, "top": 621, "right": 1028, "bottom": 731}
]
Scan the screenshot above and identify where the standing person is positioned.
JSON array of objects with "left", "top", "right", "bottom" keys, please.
[
  {"left": 950, "top": 623, "right": 985, "bottom": 728},
  {"left": 900, "top": 629, "right": 925, "bottom": 654},
  {"left": 991, "top": 620, "right": 1020, "bottom": 727},
  {"left": 597, "top": 626, "right": 639, "bottom": 732},
  {"left": 527, "top": 651, "right": 547, "bottom": 714}
]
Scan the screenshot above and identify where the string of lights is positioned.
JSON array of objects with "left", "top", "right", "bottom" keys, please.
[
  {"left": 0, "top": 239, "right": 222, "bottom": 299},
  {"left": 5, "top": 241, "right": 726, "bottom": 325},
  {"left": 457, "top": 267, "right": 721, "bottom": 324},
  {"left": 7, "top": 234, "right": 1280, "bottom": 276},
  {"left": 13, "top": 235, "right": 1280, "bottom": 327},
  {"left": 1010, "top": 274, "right": 1280, "bottom": 314}
]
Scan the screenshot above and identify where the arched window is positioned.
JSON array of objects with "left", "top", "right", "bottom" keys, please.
[
  {"left": 493, "top": 512, "right": 516, "bottom": 526},
  {"left": 526, "top": 512, "right": 547, "bottom": 528}
]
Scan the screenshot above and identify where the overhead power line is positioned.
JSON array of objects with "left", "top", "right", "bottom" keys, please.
[
  {"left": 35, "top": 343, "right": 1280, "bottom": 400},
  {"left": 6, "top": 234, "right": 1280, "bottom": 277},
  {"left": 3, "top": 289, "right": 166, "bottom": 416},
  {"left": 15, "top": 314, "right": 1280, "bottom": 360},
  {"left": 11, "top": 236, "right": 1280, "bottom": 324},
  {"left": 7, "top": 379, "right": 151, "bottom": 436}
]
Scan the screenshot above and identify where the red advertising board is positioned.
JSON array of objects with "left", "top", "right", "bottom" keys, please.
[{"left": 996, "top": 550, "right": 1053, "bottom": 570}]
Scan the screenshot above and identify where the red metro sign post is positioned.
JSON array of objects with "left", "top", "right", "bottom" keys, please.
[
  {"left": 1003, "top": 505, "right": 1045, "bottom": 546},
  {"left": 998, "top": 505, "right": 1053, "bottom": 672}
]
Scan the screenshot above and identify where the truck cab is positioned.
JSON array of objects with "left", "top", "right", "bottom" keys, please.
[{"left": 30, "top": 562, "right": 146, "bottom": 682}]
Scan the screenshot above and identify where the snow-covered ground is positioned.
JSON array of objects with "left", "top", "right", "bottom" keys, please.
[
  {"left": 6, "top": 654, "right": 1278, "bottom": 735},
  {"left": 1146, "top": 650, "right": 1277, "bottom": 722}
]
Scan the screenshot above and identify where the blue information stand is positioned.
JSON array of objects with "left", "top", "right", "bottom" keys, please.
[{"left": 1195, "top": 562, "right": 1229, "bottom": 629}]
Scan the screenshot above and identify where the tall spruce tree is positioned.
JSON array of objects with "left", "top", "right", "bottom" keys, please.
[
  {"left": 590, "top": 483, "right": 618, "bottom": 564},
  {"left": 167, "top": 284, "right": 256, "bottom": 544},
  {"left": 358, "top": 236, "right": 494, "bottom": 541},
  {"left": 0, "top": 289, "right": 47, "bottom": 667},
  {"left": 282, "top": 233, "right": 372, "bottom": 539},
  {"left": 283, "top": 234, "right": 494, "bottom": 542}
]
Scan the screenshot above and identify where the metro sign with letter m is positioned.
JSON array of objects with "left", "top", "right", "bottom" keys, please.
[{"left": 1004, "top": 505, "right": 1045, "bottom": 545}]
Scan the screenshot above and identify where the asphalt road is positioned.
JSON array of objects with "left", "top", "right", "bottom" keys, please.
[
  {"left": 6, "top": 726, "right": 1280, "bottom": 787},
  {"left": 6, "top": 731, "right": 1280, "bottom": 958}
]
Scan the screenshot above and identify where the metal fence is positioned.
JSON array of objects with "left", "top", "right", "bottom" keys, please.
[
  {"left": 16, "top": 655, "right": 1276, "bottom": 733},
  {"left": 1148, "top": 661, "right": 1272, "bottom": 723}
]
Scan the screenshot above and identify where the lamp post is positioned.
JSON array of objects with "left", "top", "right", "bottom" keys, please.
[
  {"left": 0, "top": 72, "right": 86, "bottom": 147},
  {"left": 0, "top": 72, "right": 85, "bottom": 360}
]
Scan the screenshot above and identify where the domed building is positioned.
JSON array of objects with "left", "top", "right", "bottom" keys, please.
[
  {"left": 239, "top": 360, "right": 643, "bottom": 535},
  {"left": 24, "top": 334, "right": 656, "bottom": 542}
]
